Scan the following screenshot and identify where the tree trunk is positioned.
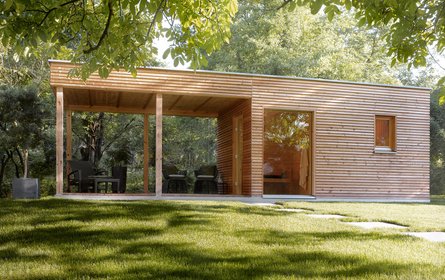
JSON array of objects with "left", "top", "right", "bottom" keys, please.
[
  {"left": 7, "top": 150, "right": 21, "bottom": 178},
  {"left": 23, "top": 149, "right": 28, "bottom": 178},
  {"left": 94, "top": 112, "right": 105, "bottom": 167},
  {"left": 0, "top": 152, "right": 11, "bottom": 196}
]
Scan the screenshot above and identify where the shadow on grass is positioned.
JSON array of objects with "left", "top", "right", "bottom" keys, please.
[
  {"left": 0, "top": 199, "right": 441, "bottom": 279},
  {"left": 110, "top": 242, "right": 425, "bottom": 280}
]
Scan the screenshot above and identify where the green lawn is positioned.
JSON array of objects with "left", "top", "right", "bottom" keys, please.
[
  {"left": 283, "top": 195, "right": 445, "bottom": 231},
  {"left": 0, "top": 198, "right": 444, "bottom": 279}
]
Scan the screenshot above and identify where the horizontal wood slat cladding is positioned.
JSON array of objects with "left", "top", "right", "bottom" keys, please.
[
  {"left": 50, "top": 61, "right": 253, "bottom": 99},
  {"left": 251, "top": 77, "right": 430, "bottom": 200},
  {"left": 217, "top": 99, "right": 252, "bottom": 195},
  {"left": 50, "top": 61, "right": 430, "bottom": 200}
]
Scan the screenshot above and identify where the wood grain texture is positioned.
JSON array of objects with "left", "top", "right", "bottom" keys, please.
[
  {"left": 251, "top": 77, "right": 430, "bottom": 200},
  {"left": 56, "top": 87, "right": 64, "bottom": 194},
  {"left": 155, "top": 93, "right": 163, "bottom": 196},
  {"left": 144, "top": 113, "right": 149, "bottom": 193},
  {"left": 50, "top": 61, "right": 430, "bottom": 200},
  {"left": 65, "top": 110, "right": 72, "bottom": 191},
  {"left": 217, "top": 99, "right": 252, "bottom": 195}
]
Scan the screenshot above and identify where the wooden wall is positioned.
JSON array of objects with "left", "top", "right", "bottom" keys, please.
[
  {"left": 50, "top": 61, "right": 253, "bottom": 99},
  {"left": 217, "top": 99, "right": 252, "bottom": 195},
  {"left": 251, "top": 78, "right": 430, "bottom": 200},
  {"left": 50, "top": 61, "right": 430, "bottom": 200}
]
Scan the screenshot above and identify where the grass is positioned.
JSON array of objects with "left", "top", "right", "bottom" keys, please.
[
  {"left": 0, "top": 198, "right": 444, "bottom": 279},
  {"left": 283, "top": 195, "right": 445, "bottom": 231}
]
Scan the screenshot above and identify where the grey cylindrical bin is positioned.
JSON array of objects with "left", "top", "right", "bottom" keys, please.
[{"left": 12, "top": 178, "right": 40, "bottom": 199}]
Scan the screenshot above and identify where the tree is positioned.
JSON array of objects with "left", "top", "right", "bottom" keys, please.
[
  {"left": 71, "top": 112, "right": 138, "bottom": 168},
  {"left": 163, "top": 116, "right": 217, "bottom": 171},
  {"left": 431, "top": 89, "right": 445, "bottom": 194},
  {"left": 283, "top": 0, "right": 445, "bottom": 88},
  {"left": 206, "top": 0, "right": 401, "bottom": 84},
  {"left": 0, "top": 86, "right": 49, "bottom": 191},
  {"left": 0, "top": 0, "right": 237, "bottom": 79}
]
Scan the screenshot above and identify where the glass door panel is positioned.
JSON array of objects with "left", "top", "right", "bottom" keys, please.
[{"left": 263, "top": 110, "right": 312, "bottom": 195}]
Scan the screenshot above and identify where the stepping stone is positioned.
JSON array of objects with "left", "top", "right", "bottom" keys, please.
[
  {"left": 345, "top": 222, "right": 407, "bottom": 229},
  {"left": 245, "top": 202, "right": 277, "bottom": 207},
  {"left": 402, "top": 232, "right": 445, "bottom": 242},
  {"left": 306, "top": 214, "right": 346, "bottom": 219},
  {"left": 275, "top": 208, "right": 306, "bottom": 213}
]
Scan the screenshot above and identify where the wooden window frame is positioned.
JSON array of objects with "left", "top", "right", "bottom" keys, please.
[{"left": 374, "top": 115, "right": 396, "bottom": 153}]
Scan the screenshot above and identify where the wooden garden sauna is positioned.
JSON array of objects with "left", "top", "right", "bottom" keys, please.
[{"left": 50, "top": 61, "right": 430, "bottom": 201}]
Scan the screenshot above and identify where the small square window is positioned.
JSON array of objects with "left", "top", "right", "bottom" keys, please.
[{"left": 375, "top": 115, "right": 396, "bottom": 152}]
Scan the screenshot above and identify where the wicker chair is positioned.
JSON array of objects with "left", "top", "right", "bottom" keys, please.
[
  {"left": 162, "top": 165, "right": 188, "bottom": 193},
  {"left": 194, "top": 165, "right": 218, "bottom": 194},
  {"left": 67, "top": 160, "right": 107, "bottom": 193}
]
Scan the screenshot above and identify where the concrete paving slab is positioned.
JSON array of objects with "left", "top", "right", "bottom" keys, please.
[
  {"left": 244, "top": 202, "right": 277, "bottom": 207},
  {"left": 306, "top": 214, "right": 346, "bottom": 219},
  {"left": 345, "top": 222, "right": 407, "bottom": 229},
  {"left": 275, "top": 208, "right": 306, "bottom": 213},
  {"left": 402, "top": 232, "right": 445, "bottom": 242}
]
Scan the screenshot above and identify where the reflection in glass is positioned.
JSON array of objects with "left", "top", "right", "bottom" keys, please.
[{"left": 263, "top": 110, "right": 312, "bottom": 195}]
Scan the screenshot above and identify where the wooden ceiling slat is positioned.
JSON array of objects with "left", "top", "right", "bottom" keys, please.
[
  {"left": 168, "top": 96, "right": 182, "bottom": 111},
  {"left": 116, "top": 92, "right": 122, "bottom": 108},
  {"left": 142, "top": 94, "right": 153, "bottom": 110},
  {"left": 193, "top": 97, "right": 212, "bottom": 112},
  {"left": 88, "top": 90, "right": 92, "bottom": 107}
]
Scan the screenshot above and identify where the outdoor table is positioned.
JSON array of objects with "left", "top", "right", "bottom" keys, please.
[{"left": 88, "top": 175, "right": 120, "bottom": 193}]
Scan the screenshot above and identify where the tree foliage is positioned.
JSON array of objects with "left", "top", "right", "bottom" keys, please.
[
  {"left": 286, "top": 0, "right": 444, "bottom": 69},
  {"left": 206, "top": 0, "right": 401, "bottom": 84},
  {"left": 431, "top": 89, "right": 445, "bottom": 194},
  {"left": 0, "top": 0, "right": 237, "bottom": 79},
  {"left": 284, "top": 0, "right": 445, "bottom": 102},
  {"left": 0, "top": 86, "right": 49, "bottom": 182},
  {"left": 163, "top": 116, "right": 217, "bottom": 171}
]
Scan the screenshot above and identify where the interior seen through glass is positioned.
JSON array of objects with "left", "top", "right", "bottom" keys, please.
[{"left": 263, "top": 110, "right": 312, "bottom": 195}]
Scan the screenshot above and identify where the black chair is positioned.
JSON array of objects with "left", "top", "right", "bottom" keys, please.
[
  {"left": 163, "top": 165, "right": 188, "bottom": 193},
  {"left": 194, "top": 165, "right": 218, "bottom": 194},
  {"left": 67, "top": 160, "right": 107, "bottom": 193},
  {"left": 112, "top": 166, "right": 127, "bottom": 193}
]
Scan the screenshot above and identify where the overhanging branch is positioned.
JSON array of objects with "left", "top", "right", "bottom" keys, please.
[{"left": 83, "top": 0, "right": 113, "bottom": 54}]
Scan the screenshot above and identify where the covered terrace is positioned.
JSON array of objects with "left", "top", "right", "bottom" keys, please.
[{"left": 50, "top": 60, "right": 252, "bottom": 197}]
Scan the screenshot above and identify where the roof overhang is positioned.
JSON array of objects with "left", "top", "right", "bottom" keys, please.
[{"left": 50, "top": 61, "right": 252, "bottom": 117}]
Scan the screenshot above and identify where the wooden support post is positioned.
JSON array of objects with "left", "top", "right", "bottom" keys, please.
[
  {"left": 66, "top": 110, "right": 72, "bottom": 161},
  {"left": 155, "top": 93, "right": 163, "bottom": 196},
  {"left": 143, "top": 113, "right": 149, "bottom": 193},
  {"left": 66, "top": 110, "right": 72, "bottom": 192},
  {"left": 56, "top": 87, "right": 64, "bottom": 194}
]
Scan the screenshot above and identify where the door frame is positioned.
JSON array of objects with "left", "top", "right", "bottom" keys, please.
[{"left": 261, "top": 106, "right": 316, "bottom": 196}]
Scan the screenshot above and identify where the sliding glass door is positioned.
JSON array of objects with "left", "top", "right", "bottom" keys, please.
[{"left": 263, "top": 110, "right": 312, "bottom": 195}]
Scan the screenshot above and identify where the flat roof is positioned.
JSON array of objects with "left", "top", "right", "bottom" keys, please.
[{"left": 48, "top": 59, "right": 432, "bottom": 91}]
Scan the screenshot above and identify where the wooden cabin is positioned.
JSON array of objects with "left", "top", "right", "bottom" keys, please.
[{"left": 50, "top": 60, "right": 430, "bottom": 201}]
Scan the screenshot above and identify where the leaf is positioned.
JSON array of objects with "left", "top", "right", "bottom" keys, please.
[
  {"left": 288, "top": 1, "right": 297, "bottom": 12},
  {"left": 439, "top": 91, "right": 445, "bottom": 106},
  {"left": 38, "top": 30, "right": 48, "bottom": 42},
  {"left": 327, "top": 11, "right": 334, "bottom": 21},
  {"left": 5, "top": 0, "right": 13, "bottom": 10},
  {"left": 357, "top": 17, "right": 366, "bottom": 27},
  {"left": 310, "top": 0, "right": 323, "bottom": 15},
  {"left": 162, "top": 48, "right": 170, "bottom": 59},
  {"left": 173, "top": 57, "right": 179, "bottom": 67},
  {"left": 438, "top": 76, "right": 445, "bottom": 87},
  {"left": 390, "top": 58, "right": 397, "bottom": 67}
]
